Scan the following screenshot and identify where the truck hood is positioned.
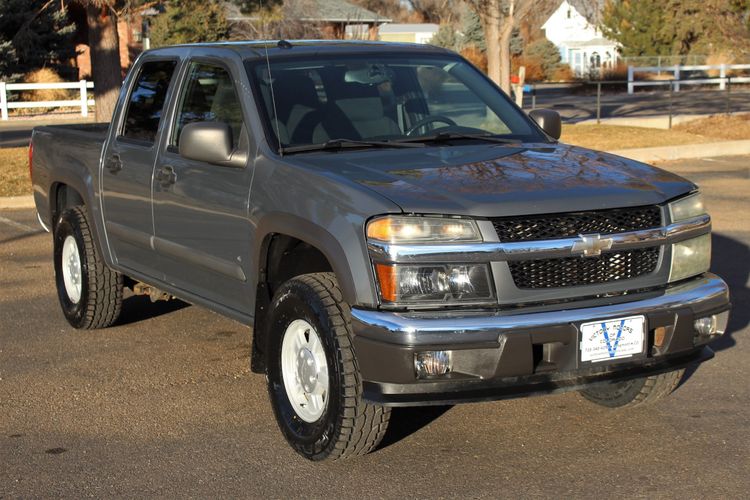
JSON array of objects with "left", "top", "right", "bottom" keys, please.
[{"left": 287, "top": 143, "right": 695, "bottom": 217}]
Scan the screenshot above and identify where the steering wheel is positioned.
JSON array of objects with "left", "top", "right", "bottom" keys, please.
[{"left": 405, "top": 115, "right": 458, "bottom": 136}]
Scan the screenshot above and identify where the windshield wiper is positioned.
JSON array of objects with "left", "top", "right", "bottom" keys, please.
[
  {"left": 396, "top": 132, "right": 523, "bottom": 145},
  {"left": 280, "top": 138, "right": 425, "bottom": 154}
]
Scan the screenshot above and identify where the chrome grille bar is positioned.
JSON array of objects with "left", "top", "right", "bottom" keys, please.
[{"left": 367, "top": 214, "right": 710, "bottom": 264}]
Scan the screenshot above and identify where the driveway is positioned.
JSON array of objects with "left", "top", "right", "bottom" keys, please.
[{"left": 0, "top": 156, "right": 747, "bottom": 497}]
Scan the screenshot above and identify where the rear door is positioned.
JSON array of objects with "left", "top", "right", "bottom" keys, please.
[
  {"left": 101, "top": 58, "right": 179, "bottom": 278},
  {"left": 151, "top": 56, "right": 255, "bottom": 314}
]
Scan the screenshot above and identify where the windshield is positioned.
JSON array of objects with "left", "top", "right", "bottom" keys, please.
[{"left": 246, "top": 53, "right": 546, "bottom": 152}]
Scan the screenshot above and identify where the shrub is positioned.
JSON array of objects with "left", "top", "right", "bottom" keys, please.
[
  {"left": 525, "top": 39, "right": 562, "bottom": 78},
  {"left": 549, "top": 64, "right": 576, "bottom": 82},
  {"left": 17, "top": 68, "right": 74, "bottom": 114},
  {"left": 461, "top": 45, "right": 487, "bottom": 73},
  {"left": 512, "top": 56, "right": 545, "bottom": 82}
]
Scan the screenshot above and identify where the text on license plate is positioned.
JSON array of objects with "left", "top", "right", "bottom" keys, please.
[{"left": 580, "top": 315, "right": 645, "bottom": 363}]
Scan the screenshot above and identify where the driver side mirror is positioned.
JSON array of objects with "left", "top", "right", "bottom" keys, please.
[
  {"left": 528, "top": 109, "right": 562, "bottom": 140},
  {"left": 179, "top": 121, "right": 246, "bottom": 168}
]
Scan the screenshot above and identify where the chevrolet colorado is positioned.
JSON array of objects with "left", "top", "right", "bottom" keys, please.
[{"left": 30, "top": 41, "right": 730, "bottom": 461}]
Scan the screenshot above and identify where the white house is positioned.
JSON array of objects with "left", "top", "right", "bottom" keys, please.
[
  {"left": 542, "top": 0, "right": 619, "bottom": 77},
  {"left": 377, "top": 24, "right": 440, "bottom": 44}
]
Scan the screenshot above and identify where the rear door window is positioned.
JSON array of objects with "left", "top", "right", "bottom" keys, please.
[{"left": 120, "top": 60, "right": 177, "bottom": 144}]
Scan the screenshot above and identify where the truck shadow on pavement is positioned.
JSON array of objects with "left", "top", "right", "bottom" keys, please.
[
  {"left": 377, "top": 405, "right": 453, "bottom": 451},
  {"left": 681, "top": 233, "right": 749, "bottom": 386},
  {"left": 708, "top": 233, "right": 749, "bottom": 351},
  {"left": 115, "top": 295, "right": 190, "bottom": 326}
]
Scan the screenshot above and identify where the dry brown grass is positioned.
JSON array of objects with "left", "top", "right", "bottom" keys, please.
[
  {"left": 0, "top": 147, "right": 31, "bottom": 197},
  {"left": 561, "top": 124, "right": 714, "bottom": 151},
  {"left": 674, "top": 114, "right": 750, "bottom": 141}
]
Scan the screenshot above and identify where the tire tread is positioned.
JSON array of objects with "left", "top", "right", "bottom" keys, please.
[{"left": 296, "top": 272, "right": 391, "bottom": 459}]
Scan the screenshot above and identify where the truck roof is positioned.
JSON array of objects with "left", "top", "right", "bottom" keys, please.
[{"left": 143, "top": 40, "right": 452, "bottom": 60}]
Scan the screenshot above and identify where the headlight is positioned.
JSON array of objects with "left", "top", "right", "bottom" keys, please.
[
  {"left": 367, "top": 216, "right": 481, "bottom": 244},
  {"left": 374, "top": 263, "right": 493, "bottom": 304},
  {"left": 669, "top": 192, "right": 705, "bottom": 222},
  {"left": 669, "top": 234, "right": 711, "bottom": 282}
]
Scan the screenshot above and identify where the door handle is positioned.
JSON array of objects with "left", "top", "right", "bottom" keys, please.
[
  {"left": 106, "top": 154, "right": 122, "bottom": 173},
  {"left": 156, "top": 165, "right": 177, "bottom": 187}
]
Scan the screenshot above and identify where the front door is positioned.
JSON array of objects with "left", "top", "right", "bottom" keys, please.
[
  {"left": 101, "top": 58, "right": 178, "bottom": 279},
  {"left": 151, "top": 59, "right": 254, "bottom": 314}
]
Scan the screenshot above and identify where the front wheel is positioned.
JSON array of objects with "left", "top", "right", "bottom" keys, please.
[
  {"left": 580, "top": 369, "right": 685, "bottom": 408},
  {"left": 266, "top": 273, "right": 390, "bottom": 461}
]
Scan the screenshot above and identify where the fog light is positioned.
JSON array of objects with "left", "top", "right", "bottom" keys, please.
[
  {"left": 694, "top": 311, "right": 730, "bottom": 337},
  {"left": 415, "top": 351, "right": 452, "bottom": 378}
]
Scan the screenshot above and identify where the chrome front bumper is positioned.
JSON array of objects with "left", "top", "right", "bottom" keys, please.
[{"left": 350, "top": 274, "right": 730, "bottom": 405}]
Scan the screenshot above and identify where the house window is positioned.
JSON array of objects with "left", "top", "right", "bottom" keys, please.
[
  {"left": 591, "top": 52, "right": 601, "bottom": 69},
  {"left": 567, "top": 8, "right": 571, "bottom": 18}
]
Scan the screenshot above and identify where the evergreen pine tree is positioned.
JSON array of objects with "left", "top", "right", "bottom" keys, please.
[
  {"left": 0, "top": 0, "right": 76, "bottom": 81},
  {"left": 149, "top": 0, "right": 230, "bottom": 47}
]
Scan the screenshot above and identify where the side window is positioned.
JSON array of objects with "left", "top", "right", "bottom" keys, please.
[
  {"left": 121, "top": 60, "right": 177, "bottom": 143},
  {"left": 172, "top": 63, "right": 244, "bottom": 148}
]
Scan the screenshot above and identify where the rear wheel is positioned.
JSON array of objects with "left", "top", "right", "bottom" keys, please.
[
  {"left": 580, "top": 369, "right": 685, "bottom": 408},
  {"left": 266, "top": 272, "right": 390, "bottom": 461},
  {"left": 54, "top": 206, "right": 123, "bottom": 329}
]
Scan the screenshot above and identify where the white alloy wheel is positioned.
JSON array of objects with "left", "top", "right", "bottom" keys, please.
[
  {"left": 280, "top": 319, "right": 330, "bottom": 422},
  {"left": 61, "top": 235, "right": 82, "bottom": 304}
]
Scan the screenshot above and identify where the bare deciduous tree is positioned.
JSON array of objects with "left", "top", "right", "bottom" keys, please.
[{"left": 468, "top": 0, "right": 535, "bottom": 93}]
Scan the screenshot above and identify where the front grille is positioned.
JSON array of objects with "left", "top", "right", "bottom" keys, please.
[
  {"left": 509, "top": 248, "right": 660, "bottom": 289},
  {"left": 491, "top": 206, "right": 662, "bottom": 242}
]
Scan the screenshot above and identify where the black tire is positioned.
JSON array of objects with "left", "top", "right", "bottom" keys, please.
[
  {"left": 580, "top": 369, "right": 685, "bottom": 408},
  {"left": 266, "top": 272, "right": 390, "bottom": 461},
  {"left": 53, "top": 206, "right": 123, "bottom": 329}
]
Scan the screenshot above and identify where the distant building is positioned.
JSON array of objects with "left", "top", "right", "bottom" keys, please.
[
  {"left": 377, "top": 24, "right": 440, "bottom": 44},
  {"left": 541, "top": 0, "right": 619, "bottom": 77},
  {"left": 230, "top": 0, "right": 390, "bottom": 40}
]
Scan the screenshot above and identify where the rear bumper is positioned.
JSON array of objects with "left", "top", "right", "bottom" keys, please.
[{"left": 350, "top": 273, "right": 730, "bottom": 406}]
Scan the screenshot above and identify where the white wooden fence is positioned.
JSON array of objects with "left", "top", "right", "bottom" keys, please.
[
  {"left": 627, "top": 64, "right": 750, "bottom": 93},
  {"left": 0, "top": 80, "right": 94, "bottom": 120}
]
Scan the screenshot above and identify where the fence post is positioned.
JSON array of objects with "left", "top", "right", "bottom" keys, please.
[
  {"left": 674, "top": 66, "right": 680, "bottom": 92},
  {"left": 668, "top": 80, "right": 674, "bottom": 129},
  {"left": 726, "top": 76, "right": 732, "bottom": 116},
  {"left": 627, "top": 66, "right": 634, "bottom": 94},
  {"left": 596, "top": 82, "right": 601, "bottom": 124},
  {"left": 719, "top": 64, "right": 726, "bottom": 91},
  {"left": 0, "top": 82, "right": 7, "bottom": 120},
  {"left": 531, "top": 85, "right": 536, "bottom": 110},
  {"left": 79, "top": 79, "right": 88, "bottom": 118}
]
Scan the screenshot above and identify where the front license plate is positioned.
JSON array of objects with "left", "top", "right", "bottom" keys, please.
[{"left": 580, "top": 315, "right": 645, "bottom": 363}]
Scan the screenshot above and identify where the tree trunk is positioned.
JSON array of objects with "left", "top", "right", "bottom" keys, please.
[
  {"left": 86, "top": 3, "right": 121, "bottom": 122},
  {"left": 480, "top": 0, "right": 502, "bottom": 88},
  {"left": 498, "top": 13, "right": 514, "bottom": 95}
]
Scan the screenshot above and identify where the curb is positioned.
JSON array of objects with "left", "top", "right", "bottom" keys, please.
[
  {"left": 608, "top": 140, "right": 750, "bottom": 163},
  {"left": 0, "top": 195, "right": 35, "bottom": 209}
]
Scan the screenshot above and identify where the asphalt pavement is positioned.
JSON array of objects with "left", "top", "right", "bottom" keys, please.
[{"left": 0, "top": 156, "right": 748, "bottom": 497}]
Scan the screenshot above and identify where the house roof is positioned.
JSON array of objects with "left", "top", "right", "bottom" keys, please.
[
  {"left": 561, "top": 37, "right": 617, "bottom": 49},
  {"left": 542, "top": 0, "right": 605, "bottom": 28},
  {"left": 303, "top": 0, "right": 389, "bottom": 23},
  {"left": 228, "top": 0, "right": 390, "bottom": 24},
  {"left": 565, "top": 0, "right": 605, "bottom": 25},
  {"left": 378, "top": 23, "right": 439, "bottom": 34}
]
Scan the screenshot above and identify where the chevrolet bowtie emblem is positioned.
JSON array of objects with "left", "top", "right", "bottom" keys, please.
[{"left": 571, "top": 234, "right": 614, "bottom": 257}]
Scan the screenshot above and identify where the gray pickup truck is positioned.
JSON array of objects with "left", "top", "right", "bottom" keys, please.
[{"left": 30, "top": 41, "right": 730, "bottom": 461}]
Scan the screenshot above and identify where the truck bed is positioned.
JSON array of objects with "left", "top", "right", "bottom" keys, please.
[{"left": 31, "top": 122, "right": 111, "bottom": 228}]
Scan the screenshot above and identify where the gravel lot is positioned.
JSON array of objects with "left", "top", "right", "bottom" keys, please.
[{"left": 0, "top": 156, "right": 747, "bottom": 498}]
